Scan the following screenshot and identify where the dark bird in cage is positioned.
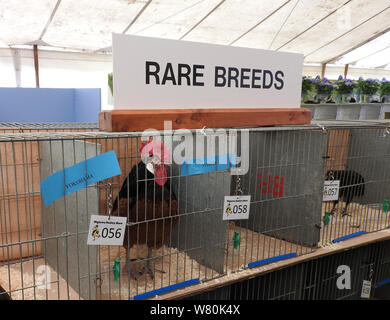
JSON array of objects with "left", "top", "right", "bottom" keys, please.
[
  {"left": 112, "top": 139, "right": 179, "bottom": 279},
  {"left": 326, "top": 169, "right": 365, "bottom": 217},
  {"left": 0, "top": 285, "right": 11, "bottom": 300}
]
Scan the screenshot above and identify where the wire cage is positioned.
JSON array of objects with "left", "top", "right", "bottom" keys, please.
[
  {"left": 0, "top": 121, "right": 389, "bottom": 300},
  {"left": 185, "top": 238, "right": 390, "bottom": 300},
  {"left": 0, "top": 122, "right": 99, "bottom": 134},
  {"left": 320, "top": 121, "right": 390, "bottom": 246}
]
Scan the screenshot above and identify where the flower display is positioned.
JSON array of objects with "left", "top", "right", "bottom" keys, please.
[
  {"left": 334, "top": 75, "right": 356, "bottom": 95},
  {"left": 313, "top": 76, "right": 334, "bottom": 94},
  {"left": 357, "top": 77, "right": 380, "bottom": 95},
  {"left": 301, "top": 75, "right": 383, "bottom": 104},
  {"left": 301, "top": 76, "right": 313, "bottom": 95},
  {"left": 379, "top": 78, "right": 390, "bottom": 97}
]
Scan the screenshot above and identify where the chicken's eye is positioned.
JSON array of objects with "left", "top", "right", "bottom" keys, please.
[{"left": 151, "top": 156, "right": 161, "bottom": 165}]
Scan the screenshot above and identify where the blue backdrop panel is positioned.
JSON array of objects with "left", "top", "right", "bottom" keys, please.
[
  {"left": 74, "top": 88, "right": 101, "bottom": 122},
  {"left": 0, "top": 87, "right": 101, "bottom": 123}
]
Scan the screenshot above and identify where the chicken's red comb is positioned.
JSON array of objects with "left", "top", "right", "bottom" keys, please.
[
  {"left": 140, "top": 138, "right": 171, "bottom": 163},
  {"left": 140, "top": 139, "right": 153, "bottom": 155}
]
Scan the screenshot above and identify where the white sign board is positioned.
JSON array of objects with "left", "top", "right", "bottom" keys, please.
[
  {"left": 113, "top": 34, "right": 303, "bottom": 110},
  {"left": 87, "top": 215, "right": 127, "bottom": 246},
  {"left": 323, "top": 180, "right": 340, "bottom": 202},
  {"left": 223, "top": 195, "right": 251, "bottom": 220}
]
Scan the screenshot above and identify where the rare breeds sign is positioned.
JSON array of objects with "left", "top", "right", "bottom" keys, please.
[{"left": 113, "top": 34, "right": 303, "bottom": 110}]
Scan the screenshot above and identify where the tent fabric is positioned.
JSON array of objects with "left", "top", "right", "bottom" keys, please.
[{"left": 0, "top": 0, "right": 389, "bottom": 69}]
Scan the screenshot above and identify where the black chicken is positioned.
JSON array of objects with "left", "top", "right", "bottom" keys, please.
[
  {"left": 112, "top": 139, "right": 179, "bottom": 279},
  {"left": 0, "top": 285, "right": 11, "bottom": 300},
  {"left": 326, "top": 169, "right": 365, "bottom": 216}
]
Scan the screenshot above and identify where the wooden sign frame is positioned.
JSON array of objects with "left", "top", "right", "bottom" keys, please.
[{"left": 99, "top": 108, "right": 311, "bottom": 132}]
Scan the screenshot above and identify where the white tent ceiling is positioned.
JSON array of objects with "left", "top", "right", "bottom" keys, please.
[{"left": 0, "top": 0, "right": 390, "bottom": 69}]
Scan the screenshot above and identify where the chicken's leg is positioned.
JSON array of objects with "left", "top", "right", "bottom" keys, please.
[
  {"left": 123, "top": 248, "right": 143, "bottom": 280},
  {"left": 341, "top": 200, "right": 352, "bottom": 217},
  {"left": 144, "top": 247, "right": 165, "bottom": 280},
  {"left": 330, "top": 200, "right": 338, "bottom": 215}
]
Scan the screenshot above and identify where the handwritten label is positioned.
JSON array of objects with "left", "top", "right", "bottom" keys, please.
[
  {"left": 181, "top": 153, "right": 236, "bottom": 176},
  {"left": 258, "top": 173, "right": 284, "bottom": 197},
  {"left": 40, "top": 151, "right": 121, "bottom": 206}
]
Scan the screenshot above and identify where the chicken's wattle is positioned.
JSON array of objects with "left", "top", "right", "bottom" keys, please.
[{"left": 154, "top": 163, "right": 167, "bottom": 186}]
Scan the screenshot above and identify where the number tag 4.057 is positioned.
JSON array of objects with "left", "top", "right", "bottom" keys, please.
[
  {"left": 223, "top": 195, "right": 251, "bottom": 220},
  {"left": 323, "top": 180, "right": 340, "bottom": 202},
  {"left": 87, "top": 215, "right": 127, "bottom": 246}
]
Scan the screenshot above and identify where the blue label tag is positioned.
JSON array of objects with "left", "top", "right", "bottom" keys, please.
[
  {"left": 180, "top": 153, "right": 236, "bottom": 176},
  {"left": 40, "top": 150, "right": 121, "bottom": 207}
]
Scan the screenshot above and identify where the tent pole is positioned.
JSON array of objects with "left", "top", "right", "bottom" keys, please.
[
  {"left": 321, "top": 63, "right": 327, "bottom": 78},
  {"left": 344, "top": 64, "right": 349, "bottom": 78},
  {"left": 11, "top": 48, "right": 21, "bottom": 87},
  {"left": 33, "top": 44, "right": 40, "bottom": 88}
]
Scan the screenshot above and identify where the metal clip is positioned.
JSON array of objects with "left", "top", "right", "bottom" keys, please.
[
  {"left": 316, "top": 123, "right": 326, "bottom": 133},
  {"left": 107, "top": 182, "right": 113, "bottom": 220},
  {"left": 126, "top": 222, "right": 137, "bottom": 227},
  {"left": 368, "top": 263, "right": 374, "bottom": 282},
  {"left": 382, "top": 127, "right": 390, "bottom": 138},
  {"left": 328, "top": 169, "right": 334, "bottom": 181},
  {"left": 235, "top": 176, "right": 243, "bottom": 196},
  {"left": 200, "top": 126, "right": 207, "bottom": 136}
]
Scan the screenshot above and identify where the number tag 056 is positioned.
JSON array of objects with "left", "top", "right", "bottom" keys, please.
[
  {"left": 87, "top": 215, "right": 127, "bottom": 246},
  {"left": 223, "top": 195, "right": 251, "bottom": 220}
]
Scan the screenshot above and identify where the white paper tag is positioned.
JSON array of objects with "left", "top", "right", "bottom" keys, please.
[
  {"left": 87, "top": 215, "right": 127, "bottom": 246},
  {"left": 323, "top": 180, "right": 340, "bottom": 201},
  {"left": 360, "top": 280, "right": 372, "bottom": 299},
  {"left": 223, "top": 195, "right": 251, "bottom": 220}
]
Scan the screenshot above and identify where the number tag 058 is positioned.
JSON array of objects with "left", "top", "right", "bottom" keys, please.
[
  {"left": 87, "top": 215, "right": 127, "bottom": 246},
  {"left": 223, "top": 195, "right": 251, "bottom": 220}
]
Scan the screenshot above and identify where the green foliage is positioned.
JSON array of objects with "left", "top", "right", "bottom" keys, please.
[
  {"left": 334, "top": 78, "right": 356, "bottom": 95},
  {"left": 313, "top": 76, "right": 334, "bottom": 95},
  {"left": 302, "top": 76, "right": 313, "bottom": 95},
  {"left": 379, "top": 80, "right": 390, "bottom": 96},
  {"left": 357, "top": 78, "right": 380, "bottom": 95},
  {"left": 108, "top": 73, "right": 113, "bottom": 96}
]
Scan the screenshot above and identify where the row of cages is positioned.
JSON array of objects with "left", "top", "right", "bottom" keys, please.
[
  {"left": 0, "top": 121, "right": 390, "bottom": 300},
  {"left": 185, "top": 238, "right": 390, "bottom": 300}
]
